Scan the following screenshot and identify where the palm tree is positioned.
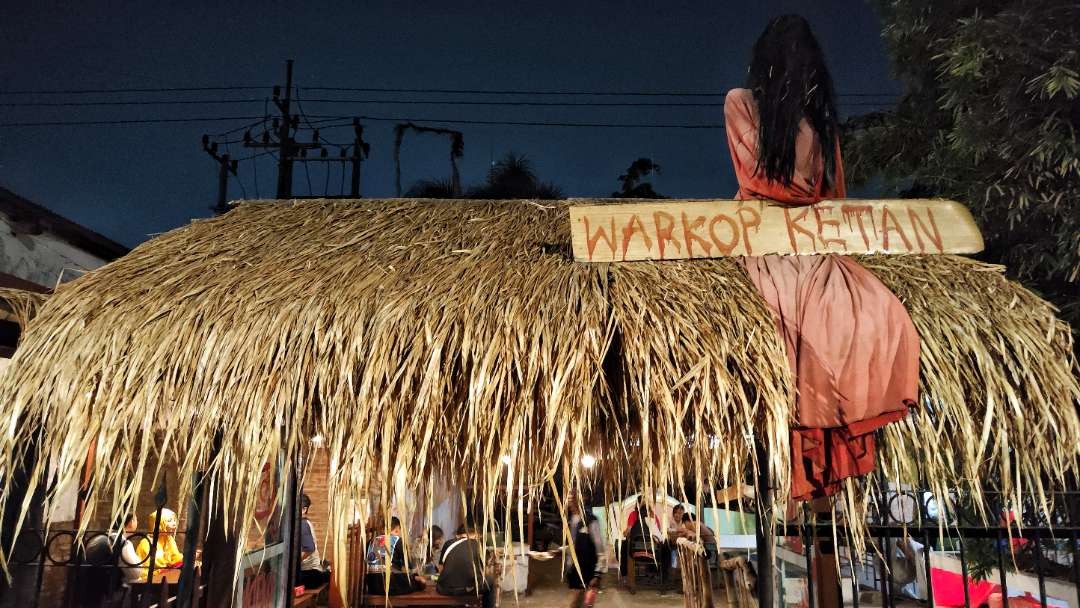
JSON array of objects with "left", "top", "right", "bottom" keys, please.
[
  {"left": 404, "top": 178, "right": 460, "bottom": 198},
  {"left": 613, "top": 157, "right": 666, "bottom": 198},
  {"left": 468, "top": 153, "right": 564, "bottom": 199}
]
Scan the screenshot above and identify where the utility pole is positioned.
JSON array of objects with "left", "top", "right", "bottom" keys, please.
[
  {"left": 200, "top": 135, "right": 238, "bottom": 214},
  {"left": 274, "top": 59, "right": 294, "bottom": 198},
  {"left": 206, "top": 60, "right": 369, "bottom": 201},
  {"left": 350, "top": 119, "right": 370, "bottom": 197}
]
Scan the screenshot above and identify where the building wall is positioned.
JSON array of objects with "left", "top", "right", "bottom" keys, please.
[
  {"left": 0, "top": 213, "right": 109, "bottom": 288},
  {"left": 301, "top": 448, "right": 333, "bottom": 561}
]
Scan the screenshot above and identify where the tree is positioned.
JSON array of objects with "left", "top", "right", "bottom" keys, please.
[
  {"left": 612, "top": 158, "right": 666, "bottom": 198},
  {"left": 404, "top": 178, "right": 459, "bottom": 198},
  {"left": 467, "top": 153, "right": 563, "bottom": 199},
  {"left": 844, "top": 0, "right": 1080, "bottom": 330}
]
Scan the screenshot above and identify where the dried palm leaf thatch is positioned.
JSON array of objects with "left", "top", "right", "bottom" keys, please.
[
  {"left": 606, "top": 258, "right": 792, "bottom": 514},
  {"left": 0, "top": 288, "right": 48, "bottom": 330},
  {"left": 0, "top": 199, "right": 1076, "bottom": 592},
  {"left": 857, "top": 254, "right": 1080, "bottom": 522}
]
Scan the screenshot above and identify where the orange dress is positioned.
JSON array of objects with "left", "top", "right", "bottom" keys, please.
[{"left": 724, "top": 88, "right": 920, "bottom": 500}]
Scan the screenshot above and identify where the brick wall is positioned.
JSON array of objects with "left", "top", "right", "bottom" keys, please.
[{"left": 299, "top": 447, "right": 333, "bottom": 561}]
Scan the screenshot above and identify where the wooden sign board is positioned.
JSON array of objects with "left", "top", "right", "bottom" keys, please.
[{"left": 569, "top": 199, "right": 983, "bottom": 263}]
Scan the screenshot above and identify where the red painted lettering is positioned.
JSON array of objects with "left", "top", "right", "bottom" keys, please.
[
  {"left": 736, "top": 205, "right": 762, "bottom": 255},
  {"left": 652, "top": 211, "right": 681, "bottom": 259},
  {"left": 620, "top": 214, "right": 653, "bottom": 260},
  {"left": 681, "top": 212, "right": 712, "bottom": 258},
  {"left": 708, "top": 214, "right": 740, "bottom": 255},
  {"left": 784, "top": 207, "right": 818, "bottom": 252},
  {"left": 813, "top": 205, "right": 847, "bottom": 250},
  {"left": 582, "top": 216, "right": 617, "bottom": 261},
  {"left": 840, "top": 204, "right": 875, "bottom": 249},
  {"left": 907, "top": 207, "right": 943, "bottom": 253},
  {"left": 881, "top": 206, "right": 913, "bottom": 252}
]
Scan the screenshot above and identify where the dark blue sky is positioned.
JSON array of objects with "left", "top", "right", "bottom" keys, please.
[{"left": 2, "top": 1, "right": 899, "bottom": 247}]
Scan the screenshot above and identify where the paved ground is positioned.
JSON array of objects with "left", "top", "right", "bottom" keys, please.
[{"left": 496, "top": 586, "right": 690, "bottom": 607}]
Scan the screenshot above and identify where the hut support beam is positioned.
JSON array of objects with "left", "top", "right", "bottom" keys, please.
[{"left": 754, "top": 439, "right": 775, "bottom": 608}]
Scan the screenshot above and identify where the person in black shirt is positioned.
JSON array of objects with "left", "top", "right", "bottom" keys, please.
[
  {"left": 564, "top": 496, "right": 605, "bottom": 608},
  {"left": 437, "top": 522, "right": 494, "bottom": 608}
]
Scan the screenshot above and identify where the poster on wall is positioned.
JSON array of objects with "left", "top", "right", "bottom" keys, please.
[{"left": 235, "top": 453, "right": 292, "bottom": 608}]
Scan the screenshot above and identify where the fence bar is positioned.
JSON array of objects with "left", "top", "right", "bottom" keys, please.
[
  {"left": 1033, "top": 529, "right": 1047, "bottom": 608},
  {"left": 921, "top": 529, "right": 934, "bottom": 608},
  {"left": 801, "top": 506, "right": 815, "bottom": 608},
  {"left": 995, "top": 529, "right": 1009, "bottom": 605},
  {"left": 881, "top": 534, "right": 894, "bottom": 608},
  {"left": 142, "top": 480, "right": 167, "bottom": 608},
  {"left": 957, "top": 536, "right": 971, "bottom": 608},
  {"left": 1071, "top": 530, "right": 1080, "bottom": 608},
  {"left": 176, "top": 469, "right": 205, "bottom": 608},
  {"left": 849, "top": 538, "right": 860, "bottom": 608},
  {"left": 754, "top": 439, "right": 775, "bottom": 608}
]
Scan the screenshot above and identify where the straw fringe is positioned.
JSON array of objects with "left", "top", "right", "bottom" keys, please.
[
  {"left": 0, "top": 200, "right": 1075, "bottom": 596},
  {"left": 0, "top": 288, "right": 48, "bottom": 330},
  {"left": 859, "top": 254, "right": 1080, "bottom": 520}
]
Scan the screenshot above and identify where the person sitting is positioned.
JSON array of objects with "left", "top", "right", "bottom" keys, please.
[
  {"left": 414, "top": 525, "right": 444, "bottom": 574},
  {"left": 437, "top": 521, "right": 494, "bottom": 608},
  {"left": 681, "top": 513, "right": 716, "bottom": 545},
  {"left": 365, "top": 516, "right": 423, "bottom": 596},
  {"left": 135, "top": 508, "right": 184, "bottom": 578},
  {"left": 77, "top": 513, "right": 142, "bottom": 607},
  {"left": 298, "top": 494, "right": 331, "bottom": 589},
  {"left": 668, "top": 504, "right": 690, "bottom": 543},
  {"left": 622, "top": 501, "right": 670, "bottom": 588}
]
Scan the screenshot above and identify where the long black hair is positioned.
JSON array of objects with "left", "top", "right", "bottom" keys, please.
[{"left": 746, "top": 15, "right": 840, "bottom": 189}]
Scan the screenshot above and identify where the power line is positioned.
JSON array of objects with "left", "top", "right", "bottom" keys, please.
[
  {"left": 2, "top": 113, "right": 726, "bottom": 129},
  {"left": 0, "top": 97, "right": 896, "bottom": 109},
  {"left": 0, "top": 98, "right": 265, "bottom": 107},
  {"left": 0, "top": 84, "right": 896, "bottom": 98},
  {"left": 303, "top": 85, "right": 895, "bottom": 98},
  {"left": 0, "top": 116, "right": 266, "bottom": 128},
  {"left": 314, "top": 114, "right": 726, "bottom": 129},
  {"left": 0, "top": 85, "right": 269, "bottom": 95}
]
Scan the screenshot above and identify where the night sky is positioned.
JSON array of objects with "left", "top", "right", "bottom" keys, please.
[{"left": 2, "top": 1, "right": 900, "bottom": 247}]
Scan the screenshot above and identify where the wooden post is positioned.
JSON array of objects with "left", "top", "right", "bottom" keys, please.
[
  {"left": 810, "top": 498, "right": 840, "bottom": 608},
  {"left": 753, "top": 439, "right": 775, "bottom": 608}
]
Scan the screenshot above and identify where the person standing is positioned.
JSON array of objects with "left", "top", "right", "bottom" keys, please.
[{"left": 564, "top": 496, "right": 605, "bottom": 608}]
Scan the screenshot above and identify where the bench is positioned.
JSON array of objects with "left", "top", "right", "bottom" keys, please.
[{"left": 361, "top": 586, "right": 481, "bottom": 607}]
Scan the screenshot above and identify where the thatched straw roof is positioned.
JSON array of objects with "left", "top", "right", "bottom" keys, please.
[
  {"left": 0, "top": 288, "right": 48, "bottom": 330},
  {"left": 0, "top": 198, "right": 1077, "bottom": 571}
]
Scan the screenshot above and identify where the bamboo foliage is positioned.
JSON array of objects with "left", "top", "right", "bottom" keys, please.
[{"left": 0, "top": 199, "right": 1075, "bottom": 593}]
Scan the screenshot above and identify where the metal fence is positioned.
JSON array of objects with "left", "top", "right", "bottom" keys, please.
[{"left": 768, "top": 490, "right": 1080, "bottom": 608}]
